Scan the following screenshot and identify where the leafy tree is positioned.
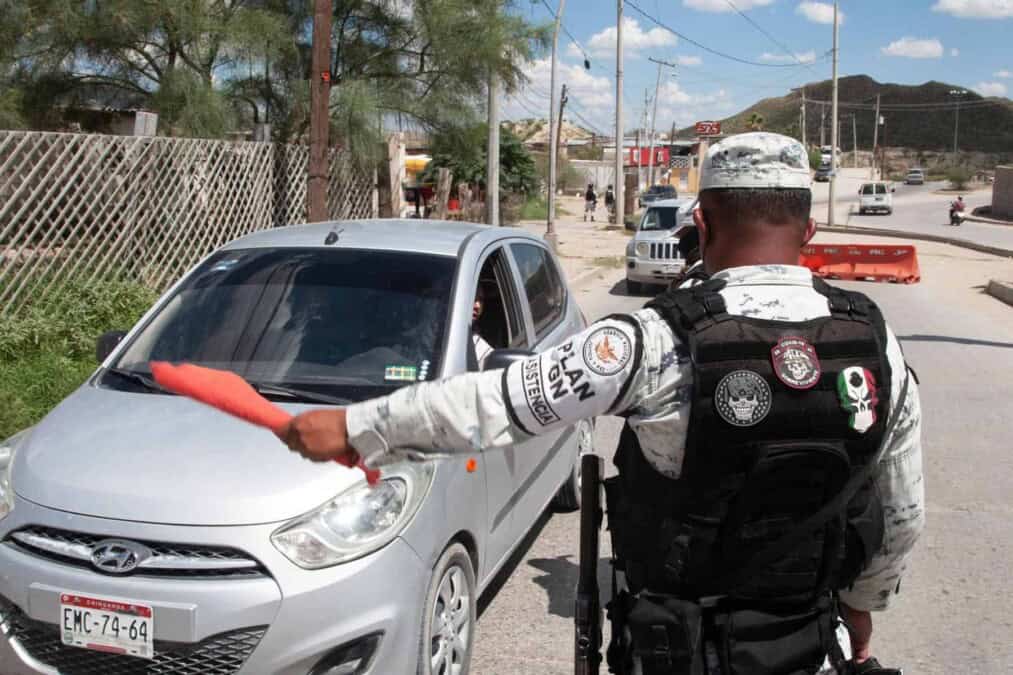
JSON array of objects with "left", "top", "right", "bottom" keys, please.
[
  {"left": 422, "top": 124, "right": 538, "bottom": 195},
  {"left": 946, "top": 166, "right": 972, "bottom": 190}
]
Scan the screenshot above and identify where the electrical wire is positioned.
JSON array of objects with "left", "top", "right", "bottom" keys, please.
[
  {"left": 626, "top": 0, "right": 829, "bottom": 68},
  {"left": 722, "top": 0, "right": 823, "bottom": 76}
]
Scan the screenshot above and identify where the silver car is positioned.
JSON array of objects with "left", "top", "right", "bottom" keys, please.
[
  {"left": 0, "top": 220, "right": 592, "bottom": 675},
  {"left": 625, "top": 198, "right": 696, "bottom": 294}
]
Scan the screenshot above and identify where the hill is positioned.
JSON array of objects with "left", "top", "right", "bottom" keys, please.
[
  {"left": 504, "top": 118, "right": 595, "bottom": 144},
  {"left": 689, "top": 75, "right": 1013, "bottom": 154}
]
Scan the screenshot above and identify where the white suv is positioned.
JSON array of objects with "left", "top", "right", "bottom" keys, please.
[
  {"left": 625, "top": 198, "right": 696, "bottom": 294},
  {"left": 858, "top": 182, "right": 894, "bottom": 215}
]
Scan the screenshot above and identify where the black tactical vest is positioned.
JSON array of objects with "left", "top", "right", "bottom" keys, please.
[{"left": 605, "top": 277, "right": 894, "bottom": 675}]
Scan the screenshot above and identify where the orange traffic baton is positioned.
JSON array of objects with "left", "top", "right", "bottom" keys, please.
[{"left": 799, "top": 244, "right": 921, "bottom": 284}]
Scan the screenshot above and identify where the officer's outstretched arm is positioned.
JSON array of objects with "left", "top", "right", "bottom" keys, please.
[{"left": 285, "top": 317, "right": 647, "bottom": 466}]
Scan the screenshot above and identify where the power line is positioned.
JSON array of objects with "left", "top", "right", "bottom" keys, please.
[
  {"left": 805, "top": 97, "right": 1008, "bottom": 111},
  {"left": 722, "top": 0, "right": 822, "bottom": 76},
  {"left": 626, "top": 0, "right": 829, "bottom": 68},
  {"left": 539, "top": 0, "right": 592, "bottom": 67}
]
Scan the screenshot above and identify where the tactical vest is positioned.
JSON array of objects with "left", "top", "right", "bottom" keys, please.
[{"left": 605, "top": 277, "right": 894, "bottom": 675}]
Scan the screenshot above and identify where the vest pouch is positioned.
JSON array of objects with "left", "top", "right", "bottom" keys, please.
[
  {"left": 719, "top": 600, "right": 836, "bottom": 675},
  {"left": 840, "top": 477, "right": 884, "bottom": 589},
  {"left": 626, "top": 592, "right": 704, "bottom": 675}
]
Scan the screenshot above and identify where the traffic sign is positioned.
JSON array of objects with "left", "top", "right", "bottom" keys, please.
[{"left": 695, "top": 121, "right": 721, "bottom": 136}]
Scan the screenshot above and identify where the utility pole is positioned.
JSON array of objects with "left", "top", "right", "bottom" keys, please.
[
  {"left": 949, "top": 89, "right": 968, "bottom": 160},
  {"left": 852, "top": 113, "right": 857, "bottom": 168},
  {"left": 547, "top": 0, "right": 567, "bottom": 242},
  {"left": 646, "top": 57, "right": 676, "bottom": 187},
  {"left": 820, "top": 103, "right": 826, "bottom": 148},
  {"left": 801, "top": 88, "right": 806, "bottom": 147},
  {"left": 487, "top": 68, "right": 500, "bottom": 225},
  {"left": 555, "top": 84, "right": 569, "bottom": 182},
  {"left": 827, "top": 0, "right": 839, "bottom": 229},
  {"left": 614, "top": 0, "right": 625, "bottom": 227},
  {"left": 307, "top": 0, "right": 332, "bottom": 223},
  {"left": 871, "top": 93, "right": 880, "bottom": 179}
]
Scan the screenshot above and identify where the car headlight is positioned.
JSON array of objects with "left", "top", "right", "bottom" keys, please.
[
  {"left": 0, "top": 430, "right": 28, "bottom": 522},
  {"left": 635, "top": 242, "right": 650, "bottom": 257},
  {"left": 272, "top": 461, "right": 435, "bottom": 569}
]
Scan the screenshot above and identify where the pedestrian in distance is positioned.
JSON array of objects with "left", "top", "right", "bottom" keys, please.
[
  {"left": 584, "top": 183, "right": 598, "bottom": 222},
  {"left": 278, "top": 132, "right": 924, "bottom": 675},
  {"left": 605, "top": 184, "right": 616, "bottom": 222}
]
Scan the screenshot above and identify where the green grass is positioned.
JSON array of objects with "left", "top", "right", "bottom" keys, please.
[
  {"left": 591, "top": 255, "right": 625, "bottom": 269},
  {"left": 0, "top": 280, "right": 158, "bottom": 439},
  {"left": 520, "top": 195, "right": 570, "bottom": 220}
]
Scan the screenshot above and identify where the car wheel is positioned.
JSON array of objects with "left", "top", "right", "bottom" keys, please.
[
  {"left": 552, "top": 419, "right": 594, "bottom": 512},
  {"left": 858, "top": 208, "right": 865, "bottom": 215},
  {"left": 885, "top": 209, "right": 892, "bottom": 215},
  {"left": 419, "top": 543, "right": 476, "bottom": 675},
  {"left": 627, "top": 279, "right": 643, "bottom": 295}
]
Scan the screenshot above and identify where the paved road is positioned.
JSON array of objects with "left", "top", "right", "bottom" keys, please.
[
  {"left": 473, "top": 237, "right": 1013, "bottom": 674},
  {"left": 811, "top": 173, "right": 1011, "bottom": 251}
]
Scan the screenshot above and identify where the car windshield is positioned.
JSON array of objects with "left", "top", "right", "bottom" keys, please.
[
  {"left": 861, "top": 184, "right": 876, "bottom": 195},
  {"left": 649, "top": 186, "right": 676, "bottom": 195},
  {"left": 641, "top": 207, "right": 679, "bottom": 231},
  {"left": 109, "top": 248, "right": 457, "bottom": 402}
]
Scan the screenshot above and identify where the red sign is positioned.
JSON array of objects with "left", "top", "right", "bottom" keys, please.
[
  {"left": 695, "top": 121, "right": 721, "bottom": 136},
  {"left": 625, "top": 146, "right": 670, "bottom": 167}
]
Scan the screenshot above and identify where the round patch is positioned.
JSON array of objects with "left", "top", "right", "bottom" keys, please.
[
  {"left": 771, "top": 336, "right": 821, "bottom": 390},
  {"left": 582, "top": 325, "right": 633, "bottom": 376},
  {"left": 715, "top": 370, "right": 772, "bottom": 427}
]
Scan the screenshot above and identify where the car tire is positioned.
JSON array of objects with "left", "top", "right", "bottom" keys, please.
[
  {"left": 885, "top": 208, "right": 892, "bottom": 215},
  {"left": 627, "top": 279, "right": 643, "bottom": 295},
  {"left": 552, "top": 419, "right": 594, "bottom": 512},
  {"left": 858, "top": 208, "right": 865, "bottom": 215},
  {"left": 418, "top": 543, "right": 477, "bottom": 675}
]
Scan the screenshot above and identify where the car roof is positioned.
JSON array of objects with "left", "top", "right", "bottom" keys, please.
[{"left": 221, "top": 218, "right": 536, "bottom": 257}]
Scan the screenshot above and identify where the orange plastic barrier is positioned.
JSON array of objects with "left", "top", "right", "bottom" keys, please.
[{"left": 799, "top": 244, "right": 921, "bottom": 284}]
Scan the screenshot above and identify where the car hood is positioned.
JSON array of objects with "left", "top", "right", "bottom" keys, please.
[
  {"left": 12, "top": 384, "right": 366, "bottom": 526},
  {"left": 633, "top": 230, "right": 680, "bottom": 242}
]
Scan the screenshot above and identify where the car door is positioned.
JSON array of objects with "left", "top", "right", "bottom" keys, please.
[
  {"left": 502, "top": 242, "right": 579, "bottom": 540},
  {"left": 473, "top": 245, "right": 532, "bottom": 574}
]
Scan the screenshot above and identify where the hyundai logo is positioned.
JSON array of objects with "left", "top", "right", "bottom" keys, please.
[{"left": 90, "top": 539, "right": 151, "bottom": 575}]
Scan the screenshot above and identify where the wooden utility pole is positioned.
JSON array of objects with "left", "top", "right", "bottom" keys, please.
[
  {"left": 646, "top": 57, "right": 676, "bottom": 187},
  {"left": 852, "top": 113, "right": 857, "bottom": 168},
  {"left": 820, "top": 103, "right": 826, "bottom": 148},
  {"left": 554, "top": 84, "right": 569, "bottom": 193},
  {"left": 801, "top": 88, "right": 806, "bottom": 147},
  {"left": 827, "top": 0, "right": 839, "bottom": 228},
  {"left": 307, "top": 0, "right": 332, "bottom": 223},
  {"left": 614, "top": 0, "right": 625, "bottom": 227},
  {"left": 487, "top": 68, "right": 500, "bottom": 225},
  {"left": 871, "top": 94, "right": 881, "bottom": 179},
  {"left": 547, "top": 0, "right": 567, "bottom": 242}
]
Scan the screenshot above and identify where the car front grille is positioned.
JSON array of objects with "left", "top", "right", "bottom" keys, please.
[
  {"left": 649, "top": 242, "right": 680, "bottom": 260},
  {"left": 0, "top": 599, "right": 267, "bottom": 675},
  {"left": 6, "top": 526, "right": 265, "bottom": 578}
]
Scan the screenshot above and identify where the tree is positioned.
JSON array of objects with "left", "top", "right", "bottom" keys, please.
[{"left": 422, "top": 124, "right": 538, "bottom": 195}]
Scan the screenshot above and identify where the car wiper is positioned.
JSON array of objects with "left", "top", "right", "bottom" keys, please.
[
  {"left": 104, "top": 367, "right": 172, "bottom": 394},
  {"left": 249, "top": 382, "right": 350, "bottom": 406}
]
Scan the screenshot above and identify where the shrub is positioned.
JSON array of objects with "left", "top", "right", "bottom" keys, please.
[{"left": 946, "top": 166, "right": 972, "bottom": 191}]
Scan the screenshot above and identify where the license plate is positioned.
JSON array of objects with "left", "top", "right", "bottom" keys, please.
[
  {"left": 60, "top": 593, "right": 154, "bottom": 659},
  {"left": 875, "top": 197, "right": 883, "bottom": 201},
  {"left": 663, "top": 264, "right": 681, "bottom": 274}
]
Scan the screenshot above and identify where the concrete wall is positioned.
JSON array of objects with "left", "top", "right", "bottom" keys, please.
[{"left": 992, "top": 166, "right": 1013, "bottom": 219}]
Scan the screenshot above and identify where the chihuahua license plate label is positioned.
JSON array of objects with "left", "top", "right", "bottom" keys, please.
[{"left": 60, "top": 593, "right": 154, "bottom": 659}]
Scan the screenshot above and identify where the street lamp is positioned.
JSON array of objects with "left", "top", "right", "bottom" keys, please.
[{"left": 948, "top": 89, "right": 969, "bottom": 158}]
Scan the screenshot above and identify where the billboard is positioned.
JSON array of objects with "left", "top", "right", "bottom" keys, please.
[{"left": 694, "top": 121, "right": 721, "bottom": 136}]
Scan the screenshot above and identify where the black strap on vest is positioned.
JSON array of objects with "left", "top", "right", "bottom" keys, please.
[
  {"left": 646, "top": 278, "right": 729, "bottom": 343},
  {"left": 717, "top": 372, "right": 910, "bottom": 591}
]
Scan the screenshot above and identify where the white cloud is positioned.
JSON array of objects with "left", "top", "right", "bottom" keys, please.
[
  {"left": 583, "top": 18, "right": 676, "bottom": 59},
  {"left": 951, "top": 48, "right": 960, "bottom": 56},
  {"left": 932, "top": 0, "right": 1013, "bottom": 19},
  {"left": 677, "top": 55, "right": 703, "bottom": 66},
  {"left": 683, "top": 0, "right": 774, "bottom": 11},
  {"left": 881, "top": 37, "right": 945, "bottom": 59},
  {"left": 976, "top": 81, "right": 1008, "bottom": 97},
  {"left": 504, "top": 58, "right": 615, "bottom": 129},
  {"left": 995, "top": 69, "right": 1013, "bottom": 78},
  {"left": 759, "top": 50, "right": 817, "bottom": 64},
  {"left": 796, "top": 2, "right": 843, "bottom": 24}
]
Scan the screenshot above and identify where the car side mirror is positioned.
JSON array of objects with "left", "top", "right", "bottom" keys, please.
[
  {"left": 96, "top": 330, "right": 127, "bottom": 363},
  {"left": 483, "top": 348, "right": 535, "bottom": 372},
  {"left": 891, "top": 188, "right": 896, "bottom": 192}
]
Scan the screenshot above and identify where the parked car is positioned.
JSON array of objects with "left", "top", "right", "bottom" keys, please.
[
  {"left": 905, "top": 169, "right": 925, "bottom": 185},
  {"left": 626, "top": 198, "right": 696, "bottom": 294},
  {"left": 0, "top": 220, "right": 593, "bottom": 675},
  {"left": 858, "top": 181, "right": 895, "bottom": 215},
  {"left": 638, "top": 184, "right": 678, "bottom": 208}
]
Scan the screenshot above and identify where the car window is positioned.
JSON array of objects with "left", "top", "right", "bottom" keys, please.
[
  {"left": 510, "top": 243, "right": 566, "bottom": 340},
  {"left": 474, "top": 249, "right": 528, "bottom": 361},
  {"left": 861, "top": 184, "right": 874, "bottom": 195},
  {"left": 641, "top": 207, "right": 679, "bottom": 231},
  {"left": 110, "top": 248, "right": 456, "bottom": 401},
  {"left": 876, "top": 184, "right": 887, "bottom": 194}
]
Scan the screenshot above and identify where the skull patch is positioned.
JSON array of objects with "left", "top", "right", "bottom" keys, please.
[
  {"left": 836, "top": 366, "right": 879, "bottom": 433},
  {"left": 771, "top": 336, "right": 821, "bottom": 390},
  {"left": 715, "top": 370, "right": 772, "bottom": 427}
]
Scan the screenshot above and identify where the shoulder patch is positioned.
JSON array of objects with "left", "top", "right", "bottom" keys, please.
[{"left": 582, "top": 325, "right": 633, "bottom": 376}]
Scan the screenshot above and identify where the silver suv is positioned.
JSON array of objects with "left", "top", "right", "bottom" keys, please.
[
  {"left": 0, "top": 219, "right": 591, "bottom": 675},
  {"left": 625, "top": 198, "right": 696, "bottom": 294}
]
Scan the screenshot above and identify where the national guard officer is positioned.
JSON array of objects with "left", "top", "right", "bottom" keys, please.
[{"left": 278, "top": 132, "right": 924, "bottom": 674}]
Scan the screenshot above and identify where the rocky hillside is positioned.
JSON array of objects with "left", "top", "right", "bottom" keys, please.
[
  {"left": 504, "top": 118, "right": 595, "bottom": 144},
  {"left": 691, "top": 75, "right": 1013, "bottom": 155}
]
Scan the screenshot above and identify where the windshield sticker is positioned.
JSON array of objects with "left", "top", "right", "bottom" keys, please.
[
  {"left": 418, "top": 360, "right": 431, "bottom": 381},
  {"left": 385, "top": 365, "right": 418, "bottom": 382}
]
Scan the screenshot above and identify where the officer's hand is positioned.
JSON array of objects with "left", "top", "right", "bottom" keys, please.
[
  {"left": 277, "top": 409, "right": 352, "bottom": 463},
  {"left": 840, "top": 602, "right": 873, "bottom": 662}
]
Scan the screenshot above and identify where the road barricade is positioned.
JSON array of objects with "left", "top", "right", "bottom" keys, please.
[{"left": 799, "top": 244, "right": 921, "bottom": 284}]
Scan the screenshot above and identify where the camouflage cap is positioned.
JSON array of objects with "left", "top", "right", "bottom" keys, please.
[{"left": 699, "top": 132, "right": 811, "bottom": 191}]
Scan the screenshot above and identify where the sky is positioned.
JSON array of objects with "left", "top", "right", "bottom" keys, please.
[{"left": 504, "top": 0, "right": 1013, "bottom": 136}]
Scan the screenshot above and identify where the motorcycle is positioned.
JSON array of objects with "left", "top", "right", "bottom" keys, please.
[{"left": 949, "top": 202, "right": 965, "bottom": 226}]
